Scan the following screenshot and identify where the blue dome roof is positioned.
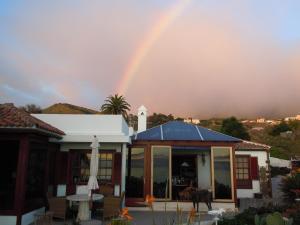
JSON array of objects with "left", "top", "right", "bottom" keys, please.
[{"left": 133, "top": 121, "right": 241, "bottom": 142}]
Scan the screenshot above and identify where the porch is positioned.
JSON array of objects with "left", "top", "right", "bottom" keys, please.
[{"left": 126, "top": 145, "right": 236, "bottom": 205}]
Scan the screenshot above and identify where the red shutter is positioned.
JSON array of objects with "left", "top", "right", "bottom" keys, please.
[
  {"left": 113, "top": 153, "right": 122, "bottom": 185},
  {"left": 250, "top": 157, "right": 259, "bottom": 180}
]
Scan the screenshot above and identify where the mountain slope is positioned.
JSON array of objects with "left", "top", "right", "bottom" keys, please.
[{"left": 42, "top": 103, "right": 100, "bottom": 114}]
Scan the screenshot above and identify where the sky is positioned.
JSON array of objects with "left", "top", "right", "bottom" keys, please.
[{"left": 1, "top": 0, "right": 300, "bottom": 118}]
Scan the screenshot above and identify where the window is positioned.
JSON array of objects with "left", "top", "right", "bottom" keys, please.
[
  {"left": 98, "top": 153, "right": 113, "bottom": 181},
  {"left": 236, "top": 156, "right": 250, "bottom": 180},
  {"left": 236, "top": 155, "right": 252, "bottom": 189},
  {"left": 25, "top": 143, "right": 47, "bottom": 210},
  {"left": 72, "top": 152, "right": 113, "bottom": 184}
]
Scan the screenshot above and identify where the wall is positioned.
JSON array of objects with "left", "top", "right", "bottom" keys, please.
[
  {"left": 235, "top": 150, "right": 268, "bottom": 198},
  {"left": 33, "top": 114, "right": 130, "bottom": 143},
  {"left": 270, "top": 157, "right": 290, "bottom": 168},
  {"left": 60, "top": 142, "right": 122, "bottom": 152}
]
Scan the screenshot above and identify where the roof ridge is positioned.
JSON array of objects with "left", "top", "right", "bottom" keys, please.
[
  {"left": 0, "top": 103, "right": 65, "bottom": 136},
  {"left": 194, "top": 125, "right": 204, "bottom": 141},
  {"left": 242, "top": 140, "right": 271, "bottom": 149},
  {"left": 196, "top": 124, "right": 241, "bottom": 141}
]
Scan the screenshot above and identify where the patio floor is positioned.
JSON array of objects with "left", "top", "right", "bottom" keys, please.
[
  {"left": 51, "top": 211, "right": 216, "bottom": 225},
  {"left": 43, "top": 202, "right": 236, "bottom": 225}
]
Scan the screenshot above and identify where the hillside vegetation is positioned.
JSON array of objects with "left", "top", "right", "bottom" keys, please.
[
  {"left": 42, "top": 103, "right": 100, "bottom": 114},
  {"left": 248, "top": 122, "right": 300, "bottom": 160},
  {"left": 199, "top": 119, "right": 300, "bottom": 159}
]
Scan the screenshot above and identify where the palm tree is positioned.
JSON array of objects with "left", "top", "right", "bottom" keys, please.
[{"left": 100, "top": 94, "right": 131, "bottom": 118}]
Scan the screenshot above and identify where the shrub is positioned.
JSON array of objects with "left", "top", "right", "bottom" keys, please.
[
  {"left": 269, "top": 122, "right": 291, "bottom": 136},
  {"left": 280, "top": 173, "right": 300, "bottom": 203}
]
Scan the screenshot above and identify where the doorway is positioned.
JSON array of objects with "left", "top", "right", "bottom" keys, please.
[
  {"left": 151, "top": 146, "right": 172, "bottom": 200},
  {"left": 126, "top": 147, "right": 145, "bottom": 201}
]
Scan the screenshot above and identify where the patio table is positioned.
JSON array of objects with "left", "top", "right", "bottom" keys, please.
[{"left": 67, "top": 194, "right": 103, "bottom": 221}]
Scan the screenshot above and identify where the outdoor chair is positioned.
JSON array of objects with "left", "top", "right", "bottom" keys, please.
[
  {"left": 93, "top": 191, "right": 125, "bottom": 220},
  {"left": 98, "top": 184, "right": 114, "bottom": 197},
  {"left": 47, "top": 197, "right": 67, "bottom": 223}
]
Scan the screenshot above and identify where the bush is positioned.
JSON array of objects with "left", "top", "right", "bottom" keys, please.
[
  {"left": 219, "top": 207, "right": 287, "bottom": 225},
  {"left": 269, "top": 122, "right": 291, "bottom": 136},
  {"left": 280, "top": 173, "right": 300, "bottom": 203},
  {"left": 270, "top": 147, "right": 290, "bottom": 160},
  {"left": 271, "top": 166, "right": 291, "bottom": 178}
]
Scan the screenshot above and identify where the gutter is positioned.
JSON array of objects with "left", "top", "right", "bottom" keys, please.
[{"left": 0, "top": 127, "right": 63, "bottom": 139}]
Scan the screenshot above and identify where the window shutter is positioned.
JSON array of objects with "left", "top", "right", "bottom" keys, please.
[
  {"left": 250, "top": 157, "right": 259, "bottom": 180},
  {"left": 113, "top": 153, "right": 122, "bottom": 185}
]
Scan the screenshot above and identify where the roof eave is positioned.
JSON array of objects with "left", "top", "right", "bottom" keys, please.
[{"left": 0, "top": 127, "right": 64, "bottom": 139}]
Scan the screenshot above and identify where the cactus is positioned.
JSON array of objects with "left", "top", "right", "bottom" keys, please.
[
  {"left": 255, "top": 212, "right": 293, "bottom": 225},
  {"left": 255, "top": 214, "right": 266, "bottom": 225},
  {"left": 265, "top": 212, "right": 293, "bottom": 225},
  {"left": 266, "top": 212, "right": 284, "bottom": 225}
]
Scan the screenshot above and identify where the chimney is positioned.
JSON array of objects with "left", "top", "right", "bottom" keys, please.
[{"left": 138, "top": 105, "right": 147, "bottom": 133}]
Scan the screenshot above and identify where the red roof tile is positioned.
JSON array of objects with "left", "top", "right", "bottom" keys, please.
[
  {"left": 0, "top": 103, "right": 65, "bottom": 136},
  {"left": 236, "top": 140, "right": 270, "bottom": 151}
]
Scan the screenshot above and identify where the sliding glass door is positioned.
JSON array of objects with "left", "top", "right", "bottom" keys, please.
[
  {"left": 151, "top": 146, "right": 172, "bottom": 200},
  {"left": 211, "top": 147, "right": 234, "bottom": 201},
  {"left": 126, "top": 147, "right": 145, "bottom": 199}
]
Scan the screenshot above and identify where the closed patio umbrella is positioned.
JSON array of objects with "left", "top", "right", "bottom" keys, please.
[{"left": 87, "top": 135, "right": 99, "bottom": 197}]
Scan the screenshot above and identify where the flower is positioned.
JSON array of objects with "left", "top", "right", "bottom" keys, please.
[
  {"left": 146, "top": 195, "right": 155, "bottom": 207},
  {"left": 187, "top": 207, "right": 196, "bottom": 224},
  {"left": 120, "top": 208, "right": 133, "bottom": 221}
]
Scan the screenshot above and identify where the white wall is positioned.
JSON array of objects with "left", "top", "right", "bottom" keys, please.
[
  {"left": 197, "top": 153, "right": 211, "bottom": 190},
  {"left": 270, "top": 157, "right": 290, "bottom": 168},
  {"left": 33, "top": 114, "right": 131, "bottom": 143},
  {"left": 235, "top": 150, "right": 268, "bottom": 198},
  {"left": 59, "top": 142, "right": 122, "bottom": 152}
]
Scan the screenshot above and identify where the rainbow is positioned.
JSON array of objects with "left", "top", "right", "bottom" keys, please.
[{"left": 116, "top": 0, "right": 192, "bottom": 95}]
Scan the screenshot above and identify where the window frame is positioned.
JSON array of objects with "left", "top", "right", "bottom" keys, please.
[
  {"left": 98, "top": 152, "right": 114, "bottom": 182},
  {"left": 71, "top": 150, "right": 115, "bottom": 185},
  {"left": 235, "top": 155, "right": 252, "bottom": 189},
  {"left": 211, "top": 146, "right": 235, "bottom": 202}
]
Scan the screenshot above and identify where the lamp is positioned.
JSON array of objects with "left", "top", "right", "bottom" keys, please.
[{"left": 181, "top": 162, "right": 189, "bottom": 167}]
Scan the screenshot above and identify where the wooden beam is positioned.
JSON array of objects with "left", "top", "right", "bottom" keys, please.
[{"left": 15, "top": 134, "right": 30, "bottom": 225}]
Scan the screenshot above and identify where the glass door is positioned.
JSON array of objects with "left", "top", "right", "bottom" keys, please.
[
  {"left": 151, "top": 146, "right": 172, "bottom": 200},
  {"left": 211, "top": 147, "right": 234, "bottom": 201},
  {"left": 126, "top": 147, "right": 145, "bottom": 199}
]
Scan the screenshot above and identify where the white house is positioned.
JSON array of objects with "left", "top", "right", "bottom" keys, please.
[
  {"left": 235, "top": 141, "right": 271, "bottom": 198},
  {"left": 34, "top": 114, "right": 132, "bottom": 199}
]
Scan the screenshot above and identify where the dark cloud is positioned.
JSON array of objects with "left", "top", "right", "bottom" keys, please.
[{"left": 0, "top": 1, "right": 300, "bottom": 118}]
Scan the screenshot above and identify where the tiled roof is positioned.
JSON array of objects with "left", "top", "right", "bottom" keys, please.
[
  {"left": 0, "top": 103, "right": 65, "bottom": 136},
  {"left": 133, "top": 121, "right": 241, "bottom": 142},
  {"left": 236, "top": 140, "right": 270, "bottom": 150}
]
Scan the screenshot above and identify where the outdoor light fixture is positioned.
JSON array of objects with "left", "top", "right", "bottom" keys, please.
[{"left": 181, "top": 162, "right": 189, "bottom": 167}]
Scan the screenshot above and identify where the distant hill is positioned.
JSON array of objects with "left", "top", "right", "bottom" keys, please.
[
  {"left": 198, "top": 118, "right": 300, "bottom": 159},
  {"left": 42, "top": 103, "right": 100, "bottom": 114}
]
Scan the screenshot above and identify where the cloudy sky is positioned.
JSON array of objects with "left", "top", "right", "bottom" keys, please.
[{"left": 1, "top": 0, "right": 300, "bottom": 118}]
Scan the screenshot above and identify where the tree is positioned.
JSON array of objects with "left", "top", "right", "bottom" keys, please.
[
  {"left": 147, "top": 113, "right": 174, "bottom": 128},
  {"left": 269, "top": 122, "right": 291, "bottom": 136},
  {"left": 100, "top": 94, "right": 131, "bottom": 119},
  {"left": 19, "top": 104, "right": 42, "bottom": 113},
  {"left": 127, "top": 113, "right": 138, "bottom": 130},
  {"left": 220, "top": 117, "right": 250, "bottom": 140}
]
